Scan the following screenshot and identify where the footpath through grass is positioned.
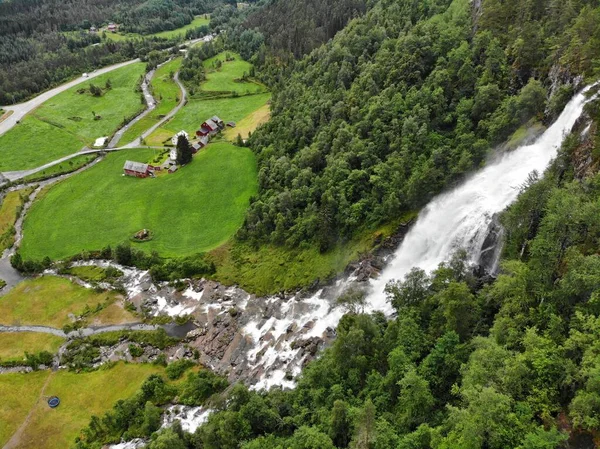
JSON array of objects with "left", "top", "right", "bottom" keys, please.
[
  {"left": 0, "top": 370, "right": 50, "bottom": 447},
  {"left": 118, "top": 58, "right": 184, "bottom": 146},
  {"left": 0, "top": 276, "right": 126, "bottom": 328},
  {"left": 0, "top": 333, "right": 64, "bottom": 363},
  {"left": 4, "top": 364, "right": 161, "bottom": 449},
  {"left": 0, "top": 63, "right": 146, "bottom": 172},
  {"left": 21, "top": 144, "right": 258, "bottom": 260}
]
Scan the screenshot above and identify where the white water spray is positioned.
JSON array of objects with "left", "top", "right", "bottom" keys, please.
[{"left": 365, "top": 85, "right": 595, "bottom": 315}]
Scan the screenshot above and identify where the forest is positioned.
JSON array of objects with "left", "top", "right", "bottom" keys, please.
[
  {"left": 220, "top": 0, "right": 600, "bottom": 252},
  {"left": 0, "top": 0, "right": 218, "bottom": 104},
  {"left": 73, "top": 94, "right": 600, "bottom": 448}
]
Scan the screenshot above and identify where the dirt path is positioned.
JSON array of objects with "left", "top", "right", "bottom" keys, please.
[{"left": 2, "top": 371, "right": 53, "bottom": 449}]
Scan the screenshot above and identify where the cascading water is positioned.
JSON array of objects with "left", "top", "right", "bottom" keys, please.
[
  {"left": 364, "top": 84, "right": 595, "bottom": 315},
  {"left": 55, "top": 86, "right": 597, "bottom": 414}
]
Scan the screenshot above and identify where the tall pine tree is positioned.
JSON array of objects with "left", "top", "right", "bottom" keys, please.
[{"left": 176, "top": 135, "right": 193, "bottom": 166}]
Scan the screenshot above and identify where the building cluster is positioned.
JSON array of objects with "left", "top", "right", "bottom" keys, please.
[{"left": 123, "top": 115, "right": 236, "bottom": 178}]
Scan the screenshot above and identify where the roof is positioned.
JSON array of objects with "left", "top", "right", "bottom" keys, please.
[
  {"left": 192, "top": 143, "right": 201, "bottom": 150},
  {"left": 203, "top": 119, "right": 218, "bottom": 130},
  {"left": 211, "top": 115, "right": 223, "bottom": 123},
  {"left": 123, "top": 160, "right": 149, "bottom": 173},
  {"left": 199, "top": 136, "right": 209, "bottom": 145}
]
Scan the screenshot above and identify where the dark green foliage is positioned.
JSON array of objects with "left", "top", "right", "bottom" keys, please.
[
  {"left": 176, "top": 134, "right": 193, "bottom": 165},
  {"left": 165, "top": 359, "right": 196, "bottom": 380},
  {"left": 234, "top": 0, "right": 600, "bottom": 253},
  {"left": 178, "top": 370, "right": 228, "bottom": 405}
]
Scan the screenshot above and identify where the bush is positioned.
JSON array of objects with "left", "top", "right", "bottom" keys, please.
[{"left": 165, "top": 359, "right": 196, "bottom": 380}]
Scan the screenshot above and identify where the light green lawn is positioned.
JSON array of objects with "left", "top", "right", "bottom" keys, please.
[
  {"left": 0, "top": 370, "right": 50, "bottom": 447},
  {"left": 147, "top": 93, "right": 270, "bottom": 145},
  {"left": 21, "top": 154, "right": 97, "bottom": 183},
  {"left": 12, "top": 364, "right": 161, "bottom": 449},
  {"left": 118, "top": 58, "right": 183, "bottom": 146},
  {"left": 0, "top": 63, "right": 146, "bottom": 171},
  {"left": 0, "top": 276, "right": 121, "bottom": 327},
  {"left": 104, "top": 16, "right": 210, "bottom": 41},
  {"left": 0, "top": 333, "right": 64, "bottom": 362},
  {"left": 201, "top": 52, "right": 266, "bottom": 95},
  {"left": 21, "top": 144, "right": 258, "bottom": 260}
]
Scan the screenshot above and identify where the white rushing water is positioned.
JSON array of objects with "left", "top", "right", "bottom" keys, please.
[{"left": 364, "top": 84, "right": 595, "bottom": 315}]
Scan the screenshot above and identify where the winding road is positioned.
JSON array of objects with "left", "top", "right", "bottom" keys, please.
[
  {"left": 0, "top": 59, "right": 141, "bottom": 137},
  {"left": 0, "top": 33, "right": 212, "bottom": 182}
]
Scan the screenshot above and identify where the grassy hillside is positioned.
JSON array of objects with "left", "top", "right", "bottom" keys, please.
[
  {"left": 0, "top": 62, "right": 146, "bottom": 171},
  {"left": 105, "top": 16, "right": 210, "bottom": 41},
  {"left": 21, "top": 144, "right": 258, "bottom": 260},
  {"left": 0, "top": 333, "right": 64, "bottom": 363},
  {"left": 1, "top": 364, "right": 161, "bottom": 449},
  {"left": 0, "top": 371, "right": 50, "bottom": 447},
  {"left": 0, "top": 276, "right": 130, "bottom": 328},
  {"left": 201, "top": 52, "right": 266, "bottom": 95},
  {"left": 118, "top": 58, "right": 184, "bottom": 146},
  {"left": 148, "top": 93, "right": 270, "bottom": 145}
]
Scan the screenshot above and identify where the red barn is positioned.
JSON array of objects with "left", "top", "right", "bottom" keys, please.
[
  {"left": 123, "top": 160, "right": 153, "bottom": 178},
  {"left": 196, "top": 118, "right": 219, "bottom": 137}
]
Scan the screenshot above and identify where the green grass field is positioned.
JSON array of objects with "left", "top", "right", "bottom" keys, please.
[
  {"left": 21, "top": 154, "right": 97, "bottom": 183},
  {"left": 21, "top": 144, "right": 258, "bottom": 260},
  {"left": 118, "top": 58, "right": 183, "bottom": 146},
  {"left": 104, "top": 16, "right": 210, "bottom": 41},
  {"left": 201, "top": 52, "right": 266, "bottom": 95},
  {"left": 0, "top": 333, "right": 64, "bottom": 363},
  {"left": 4, "top": 364, "right": 161, "bottom": 449},
  {"left": 147, "top": 93, "right": 270, "bottom": 145},
  {"left": 0, "top": 276, "right": 123, "bottom": 327},
  {"left": 209, "top": 216, "right": 416, "bottom": 295},
  {"left": 0, "top": 63, "right": 146, "bottom": 172},
  {"left": 0, "top": 370, "right": 49, "bottom": 447},
  {"left": 223, "top": 103, "right": 271, "bottom": 140}
]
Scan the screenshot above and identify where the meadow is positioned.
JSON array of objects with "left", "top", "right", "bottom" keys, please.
[
  {"left": 201, "top": 52, "right": 267, "bottom": 95},
  {"left": 117, "top": 58, "right": 184, "bottom": 146},
  {"left": 0, "top": 63, "right": 146, "bottom": 172},
  {"left": 21, "top": 144, "right": 258, "bottom": 260},
  {"left": 0, "top": 364, "right": 161, "bottom": 449},
  {"left": 0, "top": 333, "right": 64, "bottom": 363},
  {"left": 0, "top": 370, "right": 49, "bottom": 447},
  {"left": 104, "top": 16, "right": 210, "bottom": 41},
  {"left": 0, "top": 276, "right": 130, "bottom": 328},
  {"left": 147, "top": 92, "right": 270, "bottom": 145}
]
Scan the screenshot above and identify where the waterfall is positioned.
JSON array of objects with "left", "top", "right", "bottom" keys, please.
[{"left": 364, "top": 84, "right": 595, "bottom": 315}]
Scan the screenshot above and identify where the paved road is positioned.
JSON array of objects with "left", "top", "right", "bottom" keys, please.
[{"left": 0, "top": 59, "right": 141, "bottom": 137}]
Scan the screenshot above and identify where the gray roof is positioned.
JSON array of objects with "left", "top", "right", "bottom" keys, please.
[
  {"left": 199, "top": 136, "right": 209, "bottom": 145},
  {"left": 204, "top": 119, "right": 218, "bottom": 130},
  {"left": 211, "top": 115, "right": 223, "bottom": 123},
  {"left": 123, "top": 160, "right": 149, "bottom": 173}
]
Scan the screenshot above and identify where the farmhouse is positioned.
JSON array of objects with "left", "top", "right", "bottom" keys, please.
[
  {"left": 123, "top": 160, "right": 153, "bottom": 178},
  {"left": 107, "top": 22, "right": 118, "bottom": 32},
  {"left": 197, "top": 119, "right": 219, "bottom": 137},
  {"left": 211, "top": 116, "right": 225, "bottom": 129},
  {"left": 171, "top": 130, "right": 189, "bottom": 146}
]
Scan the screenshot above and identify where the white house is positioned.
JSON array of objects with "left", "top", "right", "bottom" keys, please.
[
  {"left": 171, "top": 130, "right": 189, "bottom": 146},
  {"left": 169, "top": 148, "right": 177, "bottom": 160}
]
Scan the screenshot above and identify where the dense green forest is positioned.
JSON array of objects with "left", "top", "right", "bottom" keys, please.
[
  {"left": 0, "top": 0, "right": 218, "bottom": 104},
  {"left": 229, "top": 0, "right": 600, "bottom": 252},
  {"left": 74, "top": 95, "right": 600, "bottom": 447}
]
